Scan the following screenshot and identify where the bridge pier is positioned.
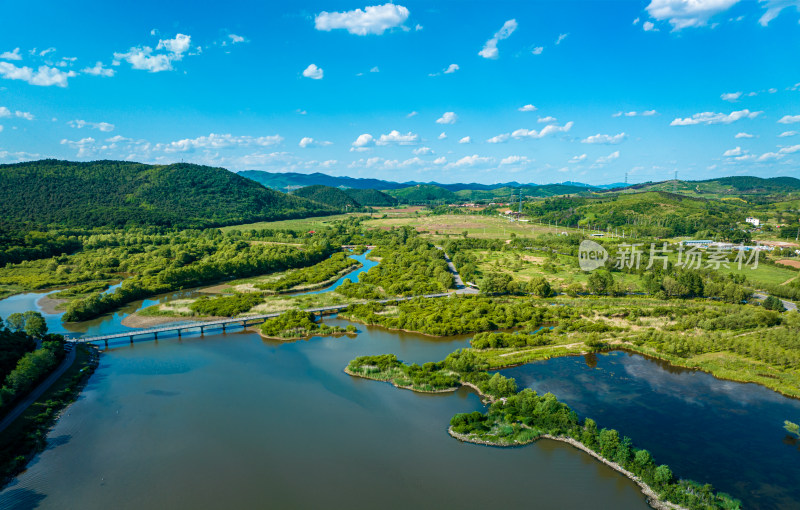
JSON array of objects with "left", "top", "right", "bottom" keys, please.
[
  {"left": 130, "top": 336, "right": 134, "bottom": 344},
  {"left": 200, "top": 326, "right": 204, "bottom": 335},
  {"left": 222, "top": 324, "right": 226, "bottom": 333},
  {"left": 154, "top": 332, "right": 158, "bottom": 340},
  {"left": 178, "top": 329, "right": 181, "bottom": 338},
  {"left": 104, "top": 339, "right": 108, "bottom": 348}
]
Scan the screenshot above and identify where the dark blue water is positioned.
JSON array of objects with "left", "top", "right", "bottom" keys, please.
[{"left": 501, "top": 352, "right": 800, "bottom": 510}]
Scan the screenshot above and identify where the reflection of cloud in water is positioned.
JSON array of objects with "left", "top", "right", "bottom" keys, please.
[{"left": 620, "top": 354, "right": 792, "bottom": 408}]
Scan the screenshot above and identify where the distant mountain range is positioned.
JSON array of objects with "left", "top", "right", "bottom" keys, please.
[{"left": 238, "top": 170, "right": 626, "bottom": 192}]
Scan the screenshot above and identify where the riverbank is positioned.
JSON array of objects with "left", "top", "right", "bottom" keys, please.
[
  {"left": 121, "top": 313, "right": 227, "bottom": 329},
  {"left": 37, "top": 294, "right": 68, "bottom": 315},
  {"left": 447, "top": 428, "right": 685, "bottom": 510},
  {"left": 0, "top": 343, "right": 99, "bottom": 489},
  {"left": 344, "top": 366, "right": 459, "bottom": 394}
]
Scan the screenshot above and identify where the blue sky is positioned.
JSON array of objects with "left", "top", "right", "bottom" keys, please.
[{"left": 0, "top": 0, "right": 798, "bottom": 185}]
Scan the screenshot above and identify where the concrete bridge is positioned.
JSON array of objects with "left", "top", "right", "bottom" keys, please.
[{"left": 73, "top": 293, "right": 451, "bottom": 347}]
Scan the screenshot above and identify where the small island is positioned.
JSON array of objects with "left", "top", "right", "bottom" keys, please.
[{"left": 259, "top": 309, "right": 356, "bottom": 341}]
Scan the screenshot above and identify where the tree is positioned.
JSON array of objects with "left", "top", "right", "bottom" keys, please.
[
  {"left": 763, "top": 295, "right": 786, "bottom": 312},
  {"left": 23, "top": 312, "right": 47, "bottom": 338},
  {"left": 529, "top": 277, "right": 553, "bottom": 298},
  {"left": 5, "top": 313, "right": 25, "bottom": 332},
  {"left": 654, "top": 465, "right": 673, "bottom": 486},
  {"left": 588, "top": 270, "right": 614, "bottom": 295}
]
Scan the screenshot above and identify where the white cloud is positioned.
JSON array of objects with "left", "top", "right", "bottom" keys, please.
[
  {"left": 538, "top": 116, "right": 557, "bottom": 123},
  {"left": 500, "top": 155, "right": 530, "bottom": 165},
  {"left": 229, "top": 34, "right": 245, "bottom": 44},
  {"left": 445, "top": 154, "right": 492, "bottom": 169},
  {"left": 643, "top": 110, "right": 658, "bottom": 116},
  {"left": 531, "top": 46, "right": 543, "bottom": 55},
  {"left": 370, "top": 66, "right": 380, "bottom": 73},
  {"left": 443, "top": 63, "right": 459, "bottom": 74},
  {"left": 779, "top": 144, "right": 800, "bottom": 154},
  {"left": 315, "top": 4, "right": 410, "bottom": 35},
  {"left": 413, "top": 146, "right": 432, "bottom": 155},
  {"left": 486, "top": 133, "right": 510, "bottom": 143},
  {"left": 113, "top": 47, "right": 173, "bottom": 72},
  {"left": 60, "top": 137, "right": 97, "bottom": 157},
  {"left": 436, "top": 111, "right": 458, "bottom": 124},
  {"left": 0, "top": 48, "right": 22, "bottom": 61},
  {"left": 82, "top": 61, "right": 115, "bottom": 77},
  {"left": 376, "top": 130, "right": 418, "bottom": 145},
  {"left": 433, "top": 156, "right": 446, "bottom": 165},
  {"left": 645, "top": 0, "right": 740, "bottom": 30},
  {"left": 438, "top": 132, "right": 447, "bottom": 140},
  {"left": 779, "top": 131, "right": 798, "bottom": 137},
  {"left": 670, "top": 109, "right": 762, "bottom": 126},
  {"left": 723, "top": 146, "right": 744, "bottom": 156},
  {"left": 68, "top": 119, "right": 115, "bottom": 132},
  {"left": 569, "top": 154, "right": 587, "bottom": 163},
  {"left": 39, "top": 47, "right": 56, "bottom": 57},
  {"left": 298, "top": 137, "right": 332, "bottom": 148},
  {"left": 735, "top": 132, "right": 755, "bottom": 138},
  {"left": 518, "top": 104, "right": 537, "bottom": 112},
  {"left": 0, "top": 62, "right": 76, "bottom": 87},
  {"left": 633, "top": 17, "right": 641, "bottom": 24},
  {"left": 721, "top": 91, "right": 742, "bottom": 102},
  {"left": 778, "top": 114, "right": 800, "bottom": 124},
  {"left": 302, "top": 64, "right": 324, "bottom": 80},
  {"left": 459, "top": 136, "right": 472, "bottom": 144},
  {"left": 351, "top": 133, "right": 375, "bottom": 151},
  {"left": 613, "top": 110, "right": 658, "bottom": 117},
  {"left": 555, "top": 33, "right": 569, "bottom": 44},
  {"left": 595, "top": 151, "right": 620, "bottom": 164},
  {"left": 479, "top": 19, "right": 518, "bottom": 59},
  {"left": 0, "top": 109, "right": 34, "bottom": 120},
  {"left": 643, "top": 21, "right": 657, "bottom": 31},
  {"left": 407, "top": 111, "right": 418, "bottom": 118},
  {"left": 510, "top": 121, "right": 574, "bottom": 139},
  {"left": 156, "top": 34, "right": 191, "bottom": 56},
  {"left": 582, "top": 132, "right": 627, "bottom": 144},
  {"left": 157, "top": 133, "right": 283, "bottom": 153},
  {"left": 759, "top": 0, "right": 800, "bottom": 26}
]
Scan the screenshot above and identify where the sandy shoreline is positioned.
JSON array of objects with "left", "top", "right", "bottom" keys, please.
[
  {"left": 37, "top": 295, "right": 68, "bottom": 315},
  {"left": 120, "top": 313, "right": 227, "bottom": 329}
]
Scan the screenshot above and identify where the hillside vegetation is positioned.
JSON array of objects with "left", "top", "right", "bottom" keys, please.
[
  {"left": 0, "top": 160, "right": 333, "bottom": 229},
  {"left": 342, "top": 188, "right": 397, "bottom": 207},
  {"left": 387, "top": 184, "right": 458, "bottom": 203},
  {"left": 291, "top": 185, "right": 361, "bottom": 209}
]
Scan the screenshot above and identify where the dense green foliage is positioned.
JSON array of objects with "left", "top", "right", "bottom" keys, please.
[
  {"left": 292, "top": 185, "right": 362, "bottom": 209},
  {"left": 0, "top": 230, "right": 82, "bottom": 266},
  {"left": 336, "top": 236, "right": 452, "bottom": 298},
  {"left": 0, "top": 335, "right": 64, "bottom": 412},
  {"left": 189, "top": 293, "right": 263, "bottom": 317},
  {"left": 62, "top": 230, "right": 336, "bottom": 321},
  {"left": 259, "top": 310, "right": 346, "bottom": 339},
  {"left": 0, "top": 160, "right": 333, "bottom": 229},
  {"left": 386, "top": 184, "right": 458, "bottom": 203},
  {"left": 342, "top": 188, "right": 397, "bottom": 206},
  {"left": 470, "top": 330, "right": 552, "bottom": 349},
  {"left": 256, "top": 252, "right": 360, "bottom": 292},
  {"left": 0, "top": 329, "right": 36, "bottom": 385}
]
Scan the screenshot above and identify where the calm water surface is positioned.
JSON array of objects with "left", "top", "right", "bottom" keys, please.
[
  {"left": 0, "top": 320, "right": 650, "bottom": 510},
  {"left": 502, "top": 352, "right": 800, "bottom": 510}
]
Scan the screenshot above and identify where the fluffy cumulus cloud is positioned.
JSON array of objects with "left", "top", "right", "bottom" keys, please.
[
  {"left": 569, "top": 154, "right": 588, "bottom": 163},
  {"left": 351, "top": 133, "right": 375, "bottom": 151},
  {"left": 723, "top": 146, "right": 744, "bottom": 156},
  {"left": 735, "top": 132, "right": 755, "bottom": 138},
  {"left": 229, "top": 34, "right": 245, "bottom": 44},
  {"left": 486, "top": 133, "right": 510, "bottom": 143},
  {"left": 518, "top": 104, "right": 537, "bottom": 112},
  {"left": 60, "top": 137, "right": 97, "bottom": 157},
  {"left": 298, "top": 137, "right": 332, "bottom": 148},
  {"left": 645, "top": 0, "right": 740, "bottom": 30},
  {"left": 376, "top": 130, "right": 419, "bottom": 145},
  {"left": 778, "top": 115, "right": 800, "bottom": 124},
  {"left": 0, "top": 62, "right": 76, "bottom": 87},
  {"left": 670, "top": 109, "right": 761, "bottom": 126},
  {"left": 315, "top": 4, "right": 410, "bottom": 35},
  {"left": 445, "top": 154, "right": 492, "bottom": 169},
  {"left": 0, "top": 108, "right": 34, "bottom": 120},
  {"left": 643, "top": 21, "right": 657, "bottom": 31},
  {"left": 582, "top": 132, "right": 627, "bottom": 144},
  {"left": 302, "top": 64, "right": 324, "bottom": 79},
  {"left": 413, "top": 146, "right": 432, "bottom": 155},
  {"left": 538, "top": 116, "right": 557, "bottom": 123},
  {"left": 156, "top": 133, "right": 283, "bottom": 153},
  {"left": 113, "top": 33, "right": 192, "bottom": 73},
  {"left": 595, "top": 151, "right": 620, "bottom": 164},
  {"left": 721, "top": 91, "right": 742, "bottom": 102},
  {"left": 436, "top": 111, "right": 458, "bottom": 124},
  {"left": 68, "top": 119, "right": 115, "bottom": 132},
  {"left": 81, "top": 61, "right": 115, "bottom": 77},
  {"left": 507, "top": 121, "right": 574, "bottom": 140},
  {"left": 0, "top": 48, "right": 22, "bottom": 60},
  {"left": 438, "top": 132, "right": 447, "bottom": 140},
  {"left": 779, "top": 131, "right": 798, "bottom": 137},
  {"left": 479, "top": 19, "right": 517, "bottom": 59},
  {"left": 531, "top": 46, "right": 544, "bottom": 55},
  {"left": 759, "top": 0, "right": 800, "bottom": 26},
  {"left": 459, "top": 136, "right": 472, "bottom": 144},
  {"left": 500, "top": 155, "right": 530, "bottom": 165},
  {"left": 443, "top": 64, "right": 459, "bottom": 74}
]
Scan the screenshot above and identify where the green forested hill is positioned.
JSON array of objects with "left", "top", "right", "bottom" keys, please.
[
  {"left": 0, "top": 160, "right": 333, "bottom": 229},
  {"left": 387, "top": 184, "right": 458, "bottom": 203},
  {"left": 342, "top": 188, "right": 397, "bottom": 206},
  {"left": 291, "top": 185, "right": 361, "bottom": 209}
]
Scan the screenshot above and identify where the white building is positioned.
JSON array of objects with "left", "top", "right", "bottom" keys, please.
[{"left": 745, "top": 217, "right": 761, "bottom": 227}]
